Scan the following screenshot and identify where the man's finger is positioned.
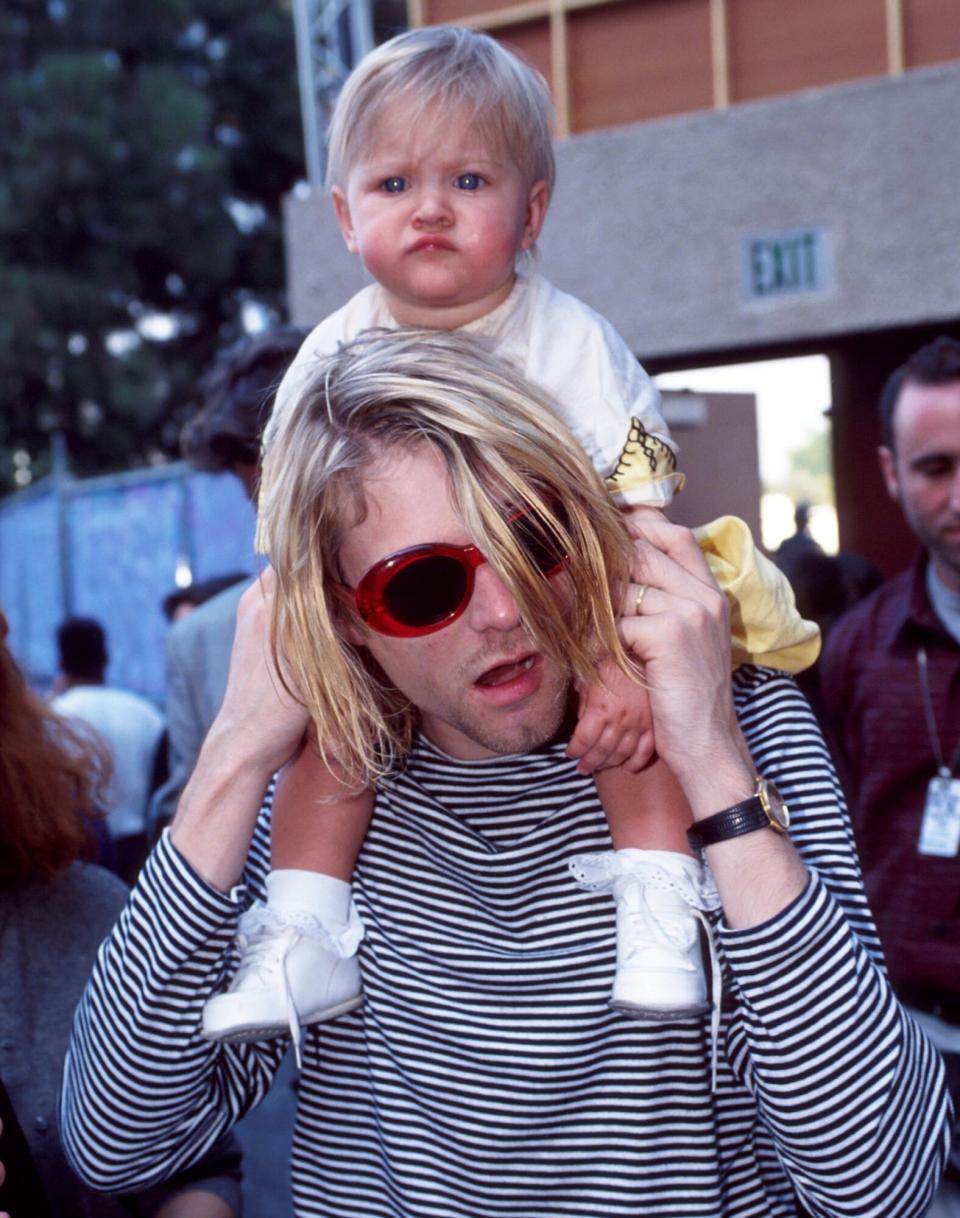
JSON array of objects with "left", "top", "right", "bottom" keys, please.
[
  {"left": 620, "top": 580, "right": 660, "bottom": 621},
  {"left": 628, "top": 515, "right": 716, "bottom": 590},
  {"left": 619, "top": 576, "right": 726, "bottom": 637},
  {"left": 627, "top": 541, "right": 727, "bottom": 628}
]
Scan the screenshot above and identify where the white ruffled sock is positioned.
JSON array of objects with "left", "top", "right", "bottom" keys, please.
[{"left": 266, "top": 868, "right": 352, "bottom": 922}]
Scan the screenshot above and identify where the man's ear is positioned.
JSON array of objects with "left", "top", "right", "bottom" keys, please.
[
  {"left": 328, "top": 580, "right": 366, "bottom": 645},
  {"left": 331, "top": 186, "right": 359, "bottom": 255},
  {"left": 878, "top": 445, "right": 900, "bottom": 503},
  {"left": 339, "top": 616, "right": 365, "bottom": 646},
  {"left": 519, "top": 180, "right": 549, "bottom": 252}
]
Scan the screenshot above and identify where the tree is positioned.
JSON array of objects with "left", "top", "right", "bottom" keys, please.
[
  {"left": 781, "top": 427, "right": 833, "bottom": 509},
  {"left": 0, "top": 0, "right": 303, "bottom": 493}
]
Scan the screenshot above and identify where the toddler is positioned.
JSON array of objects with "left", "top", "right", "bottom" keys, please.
[{"left": 202, "top": 27, "right": 818, "bottom": 1060}]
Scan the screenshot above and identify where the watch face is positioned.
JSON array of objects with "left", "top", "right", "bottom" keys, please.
[{"left": 758, "top": 779, "right": 790, "bottom": 831}]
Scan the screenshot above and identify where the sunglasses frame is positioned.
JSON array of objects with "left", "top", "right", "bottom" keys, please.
[{"left": 351, "top": 505, "right": 568, "bottom": 639}]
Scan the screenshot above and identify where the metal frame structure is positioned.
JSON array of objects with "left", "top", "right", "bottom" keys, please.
[{"left": 292, "top": 0, "right": 376, "bottom": 185}]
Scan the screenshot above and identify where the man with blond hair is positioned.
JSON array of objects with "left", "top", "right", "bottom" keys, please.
[{"left": 64, "top": 331, "right": 949, "bottom": 1218}]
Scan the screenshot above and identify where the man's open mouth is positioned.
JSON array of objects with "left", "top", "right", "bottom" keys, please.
[{"left": 475, "top": 654, "right": 537, "bottom": 687}]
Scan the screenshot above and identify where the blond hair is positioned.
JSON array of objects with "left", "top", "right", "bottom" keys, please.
[
  {"left": 259, "top": 329, "right": 635, "bottom": 786},
  {"left": 325, "top": 26, "right": 556, "bottom": 195}
]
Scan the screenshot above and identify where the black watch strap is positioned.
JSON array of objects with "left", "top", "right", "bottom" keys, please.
[{"left": 687, "top": 795, "right": 771, "bottom": 852}]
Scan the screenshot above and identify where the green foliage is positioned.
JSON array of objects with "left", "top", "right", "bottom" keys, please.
[
  {"left": 0, "top": 0, "right": 302, "bottom": 492},
  {"left": 788, "top": 428, "right": 830, "bottom": 480},
  {"left": 774, "top": 427, "right": 833, "bottom": 509}
]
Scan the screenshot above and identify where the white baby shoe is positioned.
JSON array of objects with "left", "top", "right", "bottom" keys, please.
[
  {"left": 202, "top": 902, "right": 363, "bottom": 1064},
  {"left": 569, "top": 848, "right": 720, "bottom": 1019}
]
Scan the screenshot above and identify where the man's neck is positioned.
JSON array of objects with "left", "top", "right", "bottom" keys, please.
[
  {"left": 925, "top": 558, "right": 960, "bottom": 644},
  {"left": 931, "top": 554, "right": 960, "bottom": 595}
]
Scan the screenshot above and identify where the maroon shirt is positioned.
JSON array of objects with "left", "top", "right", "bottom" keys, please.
[{"left": 821, "top": 555, "right": 960, "bottom": 1001}]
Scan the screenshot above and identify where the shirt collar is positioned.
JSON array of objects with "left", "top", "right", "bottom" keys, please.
[{"left": 888, "top": 552, "right": 954, "bottom": 648}]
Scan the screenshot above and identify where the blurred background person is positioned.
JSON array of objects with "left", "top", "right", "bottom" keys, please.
[
  {"left": 161, "top": 573, "right": 250, "bottom": 624},
  {"left": 0, "top": 608, "right": 242, "bottom": 1217},
  {"left": 51, "top": 617, "right": 166, "bottom": 884},
  {"left": 774, "top": 548, "right": 850, "bottom": 728},
  {"left": 775, "top": 500, "right": 825, "bottom": 563},
  {"left": 835, "top": 549, "right": 885, "bottom": 606},
  {"left": 775, "top": 547, "right": 884, "bottom": 729},
  {"left": 150, "top": 325, "right": 306, "bottom": 833}
]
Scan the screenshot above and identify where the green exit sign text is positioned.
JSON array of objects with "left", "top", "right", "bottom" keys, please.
[{"left": 742, "top": 227, "right": 831, "bottom": 302}]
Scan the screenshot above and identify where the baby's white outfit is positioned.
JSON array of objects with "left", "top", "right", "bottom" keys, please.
[{"left": 262, "top": 272, "right": 683, "bottom": 510}]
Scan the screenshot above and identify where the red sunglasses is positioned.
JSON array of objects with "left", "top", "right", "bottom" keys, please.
[{"left": 351, "top": 504, "right": 569, "bottom": 638}]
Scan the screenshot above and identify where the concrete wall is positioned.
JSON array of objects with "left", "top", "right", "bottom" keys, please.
[
  {"left": 283, "top": 61, "right": 960, "bottom": 363},
  {"left": 282, "top": 61, "right": 960, "bottom": 574}
]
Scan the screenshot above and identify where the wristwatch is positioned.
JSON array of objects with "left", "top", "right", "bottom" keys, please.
[{"left": 686, "top": 777, "right": 790, "bottom": 851}]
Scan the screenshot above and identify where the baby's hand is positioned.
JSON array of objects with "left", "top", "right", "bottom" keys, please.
[{"left": 566, "top": 659, "right": 655, "bottom": 775}]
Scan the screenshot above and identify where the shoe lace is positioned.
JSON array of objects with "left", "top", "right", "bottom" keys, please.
[
  {"left": 231, "top": 904, "right": 346, "bottom": 1069},
  {"left": 623, "top": 876, "right": 723, "bottom": 1092},
  {"left": 617, "top": 876, "right": 703, "bottom": 956},
  {"left": 569, "top": 850, "right": 723, "bottom": 1091}
]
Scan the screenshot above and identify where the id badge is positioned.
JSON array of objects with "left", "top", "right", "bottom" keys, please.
[{"left": 918, "top": 771, "right": 960, "bottom": 857}]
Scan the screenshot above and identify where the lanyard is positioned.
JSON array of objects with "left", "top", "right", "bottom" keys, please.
[{"left": 916, "top": 646, "right": 960, "bottom": 777}]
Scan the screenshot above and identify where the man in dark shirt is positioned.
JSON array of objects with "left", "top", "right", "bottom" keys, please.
[
  {"left": 775, "top": 501, "right": 824, "bottom": 565},
  {"left": 821, "top": 335, "right": 960, "bottom": 1202}
]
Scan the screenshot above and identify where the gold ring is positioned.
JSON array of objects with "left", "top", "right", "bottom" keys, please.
[{"left": 634, "top": 584, "right": 648, "bottom": 615}]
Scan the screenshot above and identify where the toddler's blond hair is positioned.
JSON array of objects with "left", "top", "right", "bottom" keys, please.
[{"left": 325, "top": 26, "right": 556, "bottom": 195}]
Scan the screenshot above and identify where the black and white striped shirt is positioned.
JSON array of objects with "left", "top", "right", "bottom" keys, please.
[{"left": 62, "top": 668, "right": 950, "bottom": 1217}]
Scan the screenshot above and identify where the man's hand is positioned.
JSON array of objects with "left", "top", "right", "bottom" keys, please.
[
  {"left": 170, "top": 568, "right": 310, "bottom": 891},
  {"left": 204, "top": 569, "right": 309, "bottom": 777},
  {"left": 615, "top": 514, "right": 746, "bottom": 809},
  {"left": 617, "top": 514, "right": 808, "bottom": 927},
  {"left": 566, "top": 659, "right": 655, "bottom": 775}
]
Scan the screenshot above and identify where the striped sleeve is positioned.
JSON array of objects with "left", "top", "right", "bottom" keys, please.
[
  {"left": 60, "top": 825, "right": 283, "bottom": 1193},
  {"left": 725, "top": 668, "right": 952, "bottom": 1218}
]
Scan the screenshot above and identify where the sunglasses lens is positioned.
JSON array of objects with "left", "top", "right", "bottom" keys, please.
[
  {"left": 510, "top": 505, "right": 568, "bottom": 575},
  {"left": 384, "top": 554, "right": 469, "bottom": 629},
  {"left": 359, "top": 501, "right": 569, "bottom": 637}
]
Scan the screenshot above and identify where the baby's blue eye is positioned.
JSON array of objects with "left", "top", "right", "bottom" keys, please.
[
  {"left": 455, "top": 173, "right": 483, "bottom": 191},
  {"left": 381, "top": 177, "right": 407, "bottom": 193}
]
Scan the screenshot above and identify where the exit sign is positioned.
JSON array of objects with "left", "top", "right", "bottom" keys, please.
[{"left": 742, "top": 226, "right": 831, "bottom": 302}]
